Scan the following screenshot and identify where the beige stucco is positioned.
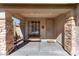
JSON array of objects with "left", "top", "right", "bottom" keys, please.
[
  {"left": 53, "top": 12, "right": 66, "bottom": 45},
  {"left": 46, "top": 18, "right": 54, "bottom": 39}
]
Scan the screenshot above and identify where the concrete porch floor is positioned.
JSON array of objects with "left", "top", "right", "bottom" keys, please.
[{"left": 10, "top": 41, "right": 69, "bottom": 56}]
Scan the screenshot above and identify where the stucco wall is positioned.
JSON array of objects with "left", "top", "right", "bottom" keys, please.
[
  {"left": 40, "top": 18, "right": 46, "bottom": 39},
  {"left": 54, "top": 13, "right": 66, "bottom": 45},
  {"left": 46, "top": 18, "right": 54, "bottom": 39},
  {"left": 75, "top": 4, "right": 79, "bottom": 55}
]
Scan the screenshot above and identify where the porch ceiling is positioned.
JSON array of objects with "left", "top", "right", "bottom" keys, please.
[
  {"left": 21, "top": 9, "right": 71, "bottom": 18},
  {"left": 0, "top": 4, "right": 75, "bottom": 18},
  {"left": 7, "top": 9, "right": 71, "bottom": 18},
  {"left": 4, "top": 9, "right": 71, "bottom": 18}
]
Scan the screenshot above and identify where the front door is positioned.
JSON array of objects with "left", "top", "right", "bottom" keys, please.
[{"left": 28, "top": 21, "right": 40, "bottom": 41}]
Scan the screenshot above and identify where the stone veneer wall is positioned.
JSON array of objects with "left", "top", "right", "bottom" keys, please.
[
  {"left": 5, "top": 12, "right": 14, "bottom": 55},
  {"left": 0, "top": 12, "right": 14, "bottom": 55},
  {"left": 0, "top": 12, "right": 6, "bottom": 55},
  {"left": 54, "top": 10, "right": 76, "bottom": 55},
  {"left": 64, "top": 11, "right": 76, "bottom": 55}
]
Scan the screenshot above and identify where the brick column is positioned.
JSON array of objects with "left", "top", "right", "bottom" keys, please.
[
  {"left": 0, "top": 12, "right": 6, "bottom": 55},
  {"left": 5, "top": 12, "right": 14, "bottom": 55},
  {"left": 0, "top": 12, "right": 14, "bottom": 55},
  {"left": 64, "top": 11, "right": 76, "bottom": 56}
]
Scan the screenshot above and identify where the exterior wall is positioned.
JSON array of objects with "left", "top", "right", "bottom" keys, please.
[
  {"left": 5, "top": 12, "right": 14, "bottom": 55},
  {"left": 54, "top": 14, "right": 65, "bottom": 45},
  {"left": 0, "top": 12, "right": 15, "bottom": 55},
  {"left": 75, "top": 4, "right": 79, "bottom": 55},
  {"left": 64, "top": 13, "right": 76, "bottom": 56},
  {"left": 0, "top": 12, "right": 6, "bottom": 55},
  {"left": 46, "top": 18, "right": 54, "bottom": 39},
  {"left": 75, "top": 27, "right": 79, "bottom": 55},
  {"left": 40, "top": 18, "right": 46, "bottom": 39},
  {"left": 54, "top": 10, "right": 76, "bottom": 55}
]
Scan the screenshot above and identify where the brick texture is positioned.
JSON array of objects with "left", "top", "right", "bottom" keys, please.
[
  {"left": 64, "top": 11, "right": 76, "bottom": 55},
  {"left": 0, "top": 12, "right": 14, "bottom": 55},
  {"left": 0, "top": 20, "right": 6, "bottom": 55},
  {"left": 5, "top": 12, "right": 14, "bottom": 55}
]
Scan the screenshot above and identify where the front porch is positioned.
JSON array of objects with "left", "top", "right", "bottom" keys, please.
[
  {"left": 0, "top": 4, "right": 78, "bottom": 56},
  {"left": 10, "top": 41, "right": 69, "bottom": 56}
]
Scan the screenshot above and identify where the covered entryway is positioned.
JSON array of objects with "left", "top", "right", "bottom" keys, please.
[
  {"left": 10, "top": 42, "right": 69, "bottom": 56},
  {"left": 0, "top": 4, "right": 76, "bottom": 56}
]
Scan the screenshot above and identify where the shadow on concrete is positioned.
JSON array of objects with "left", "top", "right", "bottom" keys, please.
[{"left": 9, "top": 41, "right": 30, "bottom": 55}]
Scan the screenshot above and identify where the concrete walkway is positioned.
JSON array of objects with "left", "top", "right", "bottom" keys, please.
[{"left": 10, "top": 42, "right": 69, "bottom": 56}]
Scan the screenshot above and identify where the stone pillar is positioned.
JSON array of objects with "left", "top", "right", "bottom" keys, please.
[
  {"left": 64, "top": 10, "right": 76, "bottom": 56},
  {"left": 0, "top": 12, "right": 14, "bottom": 55},
  {"left": 0, "top": 12, "right": 6, "bottom": 55},
  {"left": 5, "top": 12, "right": 14, "bottom": 55}
]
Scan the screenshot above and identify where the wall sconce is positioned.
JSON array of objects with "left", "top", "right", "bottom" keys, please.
[{"left": 42, "top": 25, "right": 44, "bottom": 29}]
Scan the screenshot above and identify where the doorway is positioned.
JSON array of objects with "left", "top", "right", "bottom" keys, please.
[{"left": 28, "top": 21, "right": 40, "bottom": 41}]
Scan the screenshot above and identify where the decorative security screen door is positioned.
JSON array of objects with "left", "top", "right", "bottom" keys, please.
[{"left": 28, "top": 21, "right": 40, "bottom": 37}]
